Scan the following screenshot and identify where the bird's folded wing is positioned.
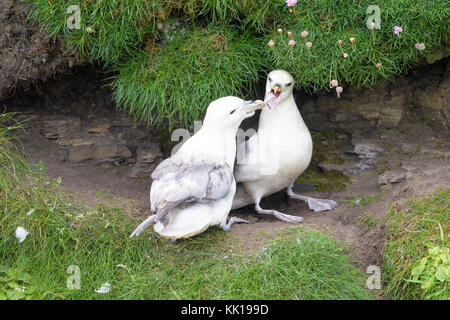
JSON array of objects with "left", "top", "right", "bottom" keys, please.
[{"left": 150, "top": 158, "right": 234, "bottom": 225}]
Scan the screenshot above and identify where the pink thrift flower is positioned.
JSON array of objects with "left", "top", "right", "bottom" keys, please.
[
  {"left": 278, "top": 28, "right": 283, "bottom": 34},
  {"left": 343, "top": 52, "right": 348, "bottom": 58},
  {"left": 336, "top": 86, "right": 343, "bottom": 98},
  {"left": 306, "top": 42, "right": 312, "bottom": 49},
  {"left": 286, "top": 0, "right": 297, "bottom": 7},
  {"left": 330, "top": 80, "right": 339, "bottom": 88},
  {"left": 376, "top": 63, "right": 382, "bottom": 69},
  {"left": 301, "top": 31, "right": 309, "bottom": 38},
  {"left": 338, "top": 40, "right": 343, "bottom": 46},
  {"left": 349, "top": 37, "right": 356, "bottom": 44},
  {"left": 415, "top": 43, "right": 426, "bottom": 51},
  {"left": 287, "top": 31, "right": 293, "bottom": 37},
  {"left": 393, "top": 26, "right": 403, "bottom": 35},
  {"left": 288, "top": 40, "right": 296, "bottom": 47},
  {"left": 268, "top": 40, "right": 275, "bottom": 47}
]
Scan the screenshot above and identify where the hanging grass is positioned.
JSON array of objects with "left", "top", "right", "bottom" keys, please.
[
  {"left": 26, "top": 0, "right": 450, "bottom": 126},
  {"left": 110, "top": 25, "right": 267, "bottom": 128}
]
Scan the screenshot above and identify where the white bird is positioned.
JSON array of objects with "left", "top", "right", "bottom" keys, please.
[
  {"left": 232, "top": 70, "right": 337, "bottom": 222},
  {"left": 130, "top": 97, "right": 264, "bottom": 239}
]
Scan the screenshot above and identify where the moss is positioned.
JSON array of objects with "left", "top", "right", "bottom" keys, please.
[{"left": 296, "top": 167, "right": 349, "bottom": 192}]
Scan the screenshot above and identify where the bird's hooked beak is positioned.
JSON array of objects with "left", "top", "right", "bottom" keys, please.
[
  {"left": 264, "top": 85, "right": 283, "bottom": 110},
  {"left": 240, "top": 100, "right": 265, "bottom": 114},
  {"left": 272, "top": 85, "right": 280, "bottom": 95}
]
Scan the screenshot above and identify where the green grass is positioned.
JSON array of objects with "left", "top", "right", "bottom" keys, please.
[
  {"left": 26, "top": 0, "right": 450, "bottom": 127},
  {"left": 0, "top": 113, "right": 369, "bottom": 299},
  {"left": 384, "top": 189, "right": 449, "bottom": 300},
  {"left": 110, "top": 25, "right": 267, "bottom": 128}
]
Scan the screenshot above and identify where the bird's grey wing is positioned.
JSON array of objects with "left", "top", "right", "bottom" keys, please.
[
  {"left": 151, "top": 160, "right": 234, "bottom": 225},
  {"left": 234, "top": 134, "right": 263, "bottom": 182}
]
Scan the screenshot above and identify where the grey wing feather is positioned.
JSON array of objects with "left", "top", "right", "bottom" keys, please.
[{"left": 148, "top": 158, "right": 233, "bottom": 227}]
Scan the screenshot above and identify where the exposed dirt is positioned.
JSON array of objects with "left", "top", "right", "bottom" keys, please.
[{"left": 0, "top": 0, "right": 78, "bottom": 101}]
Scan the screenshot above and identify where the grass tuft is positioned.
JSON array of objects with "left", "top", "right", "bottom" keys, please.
[{"left": 384, "top": 190, "right": 449, "bottom": 300}]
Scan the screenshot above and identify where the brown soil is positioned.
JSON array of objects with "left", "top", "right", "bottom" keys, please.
[{"left": 0, "top": 0, "right": 78, "bottom": 101}]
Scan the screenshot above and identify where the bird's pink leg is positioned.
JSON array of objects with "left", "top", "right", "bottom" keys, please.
[{"left": 286, "top": 184, "right": 338, "bottom": 212}]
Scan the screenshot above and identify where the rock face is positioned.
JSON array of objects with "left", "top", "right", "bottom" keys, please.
[
  {"left": 300, "top": 57, "right": 450, "bottom": 134},
  {"left": 0, "top": 0, "right": 75, "bottom": 101},
  {"left": 5, "top": 66, "right": 164, "bottom": 179}
]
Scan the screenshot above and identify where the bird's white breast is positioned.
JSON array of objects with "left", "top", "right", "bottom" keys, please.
[{"left": 242, "top": 97, "right": 312, "bottom": 198}]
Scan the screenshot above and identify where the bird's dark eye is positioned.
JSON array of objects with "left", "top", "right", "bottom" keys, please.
[
  {"left": 286, "top": 82, "right": 292, "bottom": 86},
  {"left": 269, "top": 77, "right": 272, "bottom": 82},
  {"left": 229, "top": 109, "right": 236, "bottom": 115}
]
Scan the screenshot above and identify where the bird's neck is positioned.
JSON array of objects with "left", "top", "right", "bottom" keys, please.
[
  {"left": 259, "top": 95, "right": 307, "bottom": 132},
  {"left": 193, "top": 127, "right": 237, "bottom": 168}
]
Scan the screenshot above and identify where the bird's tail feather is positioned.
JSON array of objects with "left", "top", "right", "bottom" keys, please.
[{"left": 130, "top": 214, "right": 159, "bottom": 238}]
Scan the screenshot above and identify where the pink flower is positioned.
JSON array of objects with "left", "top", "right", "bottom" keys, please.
[
  {"left": 393, "top": 26, "right": 403, "bottom": 35},
  {"left": 338, "top": 40, "right": 343, "bottom": 46},
  {"left": 336, "top": 86, "right": 343, "bottom": 98},
  {"left": 287, "top": 31, "right": 293, "bottom": 37},
  {"left": 376, "top": 63, "right": 382, "bottom": 69},
  {"left": 415, "top": 43, "right": 426, "bottom": 51},
  {"left": 343, "top": 52, "right": 348, "bottom": 58},
  {"left": 306, "top": 42, "right": 312, "bottom": 49},
  {"left": 349, "top": 37, "right": 356, "bottom": 44},
  {"left": 268, "top": 40, "right": 275, "bottom": 47},
  {"left": 286, "top": 0, "right": 297, "bottom": 7},
  {"left": 288, "top": 40, "right": 296, "bottom": 47},
  {"left": 330, "top": 80, "right": 338, "bottom": 88},
  {"left": 301, "top": 31, "right": 309, "bottom": 38},
  {"left": 278, "top": 28, "right": 283, "bottom": 35}
]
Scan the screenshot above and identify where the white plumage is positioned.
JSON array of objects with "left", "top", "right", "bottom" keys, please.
[
  {"left": 232, "top": 70, "right": 337, "bottom": 222},
  {"left": 130, "top": 97, "right": 263, "bottom": 239}
]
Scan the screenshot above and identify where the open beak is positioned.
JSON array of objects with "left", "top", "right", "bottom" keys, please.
[
  {"left": 241, "top": 100, "right": 265, "bottom": 113},
  {"left": 272, "top": 85, "right": 280, "bottom": 94},
  {"left": 264, "top": 86, "right": 282, "bottom": 109}
]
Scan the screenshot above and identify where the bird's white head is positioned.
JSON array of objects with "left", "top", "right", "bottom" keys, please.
[
  {"left": 264, "top": 70, "right": 295, "bottom": 110},
  {"left": 203, "top": 96, "right": 264, "bottom": 131}
]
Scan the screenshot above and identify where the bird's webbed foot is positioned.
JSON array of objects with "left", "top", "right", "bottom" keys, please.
[
  {"left": 286, "top": 185, "right": 338, "bottom": 213},
  {"left": 221, "top": 216, "right": 249, "bottom": 232},
  {"left": 255, "top": 203, "right": 303, "bottom": 223}
]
